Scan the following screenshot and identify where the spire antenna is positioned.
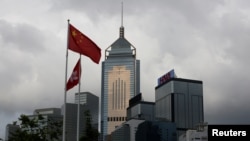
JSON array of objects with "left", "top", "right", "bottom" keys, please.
[
  {"left": 121, "top": 2, "right": 123, "bottom": 27},
  {"left": 120, "top": 2, "right": 124, "bottom": 38}
]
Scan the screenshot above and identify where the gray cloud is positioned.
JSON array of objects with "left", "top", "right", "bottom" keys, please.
[{"left": 0, "top": 20, "right": 46, "bottom": 53}]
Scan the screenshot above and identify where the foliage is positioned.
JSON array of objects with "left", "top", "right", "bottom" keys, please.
[
  {"left": 79, "top": 110, "right": 99, "bottom": 141},
  {"left": 8, "top": 114, "right": 62, "bottom": 141}
]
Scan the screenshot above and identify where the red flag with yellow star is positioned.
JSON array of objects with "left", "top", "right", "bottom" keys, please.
[{"left": 68, "top": 24, "right": 101, "bottom": 64}]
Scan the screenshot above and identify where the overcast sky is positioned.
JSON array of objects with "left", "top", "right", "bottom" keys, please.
[{"left": 1, "top": 0, "right": 250, "bottom": 138}]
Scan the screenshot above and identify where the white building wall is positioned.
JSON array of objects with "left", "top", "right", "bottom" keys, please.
[{"left": 179, "top": 126, "right": 208, "bottom": 141}]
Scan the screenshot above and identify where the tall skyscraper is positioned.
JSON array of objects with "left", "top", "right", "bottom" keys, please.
[
  {"left": 101, "top": 24, "right": 140, "bottom": 140},
  {"left": 155, "top": 70, "right": 204, "bottom": 136}
]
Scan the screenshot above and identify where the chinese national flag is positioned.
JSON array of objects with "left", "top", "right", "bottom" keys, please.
[
  {"left": 68, "top": 24, "right": 101, "bottom": 64},
  {"left": 66, "top": 59, "right": 81, "bottom": 91}
]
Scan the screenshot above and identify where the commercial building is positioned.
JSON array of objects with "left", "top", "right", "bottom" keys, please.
[
  {"left": 62, "top": 103, "right": 82, "bottom": 141},
  {"left": 29, "top": 108, "right": 63, "bottom": 141},
  {"left": 179, "top": 123, "right": 208, "bottom": 141},
  {"left": 155, "top": 70, "right": 204, "bottom": 136},
  {"left": 127, "top": 93, "right": 155, "bottom": 121},
  {"left": 62, "top": 91, "right": 99, "bottom": 141},
  {"left": 5, "top": 108, "right": 63, "bottom": 141},
  {"left": 111, "top": 119, "right": 145, "bottom": 141},
  {"left": 5, "top": 124, "right": 20, "bottom": 141},
  {"left": 101, "top": 24, "right": 140, "bottom": 140},
  {"left": 110, "top": 93, "right": 154, "bottom": 141},
  {"left": 75, "top": 92, "right": 99, "bottom": 129},
  {"left": 136, "top": 121, "right": 177, "bottom": 141},
  {"left": 34, "top": 108, "right": 62, "bottom": 115}
]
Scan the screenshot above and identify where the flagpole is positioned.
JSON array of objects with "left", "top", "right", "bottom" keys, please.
[
  {"left": 63, "top": 19, "right": 70, "bottom": 141},
  {"left": 77, "top": 54, "right": 81, "bottom": 141}
]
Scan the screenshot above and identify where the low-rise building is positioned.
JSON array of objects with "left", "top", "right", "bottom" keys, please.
[{"left": 179, "top": 123, "right": 208, "bottom": 141}]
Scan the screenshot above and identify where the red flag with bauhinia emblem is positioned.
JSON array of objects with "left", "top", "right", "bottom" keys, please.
[
  {"left": 66, "top": 59, "right": 81, "bottom": 91},
  {"left": 68, "top": 24, "right": 101, "bottom": 64}
]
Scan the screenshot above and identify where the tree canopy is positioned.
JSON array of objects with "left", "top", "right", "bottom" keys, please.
[{"left": 8, "top": 114, "right": 62, "bottom": 141}]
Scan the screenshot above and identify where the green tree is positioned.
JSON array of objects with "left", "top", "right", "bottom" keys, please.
[
  {"left": 9, "top": 114, "right": 62, "bottom": 141},
  {"left": 80, "top": 110, "right": 99, "bottom": 141}
]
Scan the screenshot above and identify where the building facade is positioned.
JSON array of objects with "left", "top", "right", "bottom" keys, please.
[
  {"left": 101, "top": 25, "right": 140, "bottom": 140},
  {"left": 127, "top": 93, "right": 155, "bottom": 121},
  {"left": 155, "top": 77, "right": 204, "bottom": 136},
  {"left": 136, "top": 121, "right": 177, "bottom": 141},
  {"left": 29, "top": 108, "right": 63, "bottom": 141},
  {"left": 62, "top": 103, "right": 85, "bottom": 141},
  {"left": 62, "top": 92, "right": 99, "bottom": 141},
  {"left": 179, "top": 123, "right": 208, "bottom": 141},
  {"left": 111, "top": 119, "right": 145, "bottom": 141},
  {"left": 75, "top": 92, "right": 99, "bottom": 129},
  {"left": 5, "top": 124, "right": 20, "bottom": 141}
]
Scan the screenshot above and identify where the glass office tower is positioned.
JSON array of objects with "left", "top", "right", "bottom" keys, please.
[
  {"left": 101, "top": 26, "right": 140, "bottom": 140},
  {"left": 75, "top": 92, "right": 99, "bottom": 130},
  {"left": 61, "top": 92, "right": 99, "bottom": 141},
  {"left": 155, "top": 77, "right": 204, "bottom": 136}
]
